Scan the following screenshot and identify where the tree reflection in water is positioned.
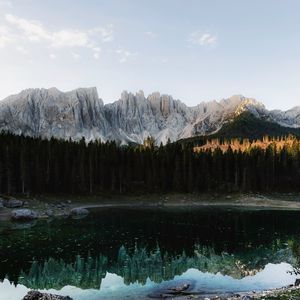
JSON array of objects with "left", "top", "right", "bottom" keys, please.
[{"left": 18, "top": 241, "right": 296, "bottom": 290}]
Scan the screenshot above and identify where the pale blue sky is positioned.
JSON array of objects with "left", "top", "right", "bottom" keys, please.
[{"left": 0, "top": 0, "right": 299, "bottom": 110}]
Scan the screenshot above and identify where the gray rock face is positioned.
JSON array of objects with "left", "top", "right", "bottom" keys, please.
[
  {"left": 11, "top": 209, "right": 38, "bottom": 220},
  {"left": 3, "top": 198, "right": 23, "bottom": 208},
  {"left": 22, "top": 290, "right": 72, "bottom": 300},
  {"left": 0, "top": 87, "right": 299, "bottom": 145}
]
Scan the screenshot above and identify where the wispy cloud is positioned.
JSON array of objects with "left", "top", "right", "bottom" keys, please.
[
  {"left": 5, "top": 14, "right": 50, "bottom": 42},
  {"left": 92, "top": 47, "right": 101, "bottom": 60},
  {"left": 90, "top": 26, "right": 114, "bottom": 42},
  {"left": 3, "top": 14, "right": 114, "bottom": 50},
  {"left": 16, "top": 45, "right": 28, "bottom": 54},
  {"left": 0, "top": 25, "right": 12, "bottom": 47},
  {"left": 115, "top": 48, "right": 138, "bottom": 63},
  {"left": 188, "top": 31, "right": 217, "bottom": 46},
  {"left": 145, "top": 31, "right": 157, "bottom": 38}
]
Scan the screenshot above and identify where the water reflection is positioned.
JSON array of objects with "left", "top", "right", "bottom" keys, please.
[
  {"left": 2, "top": 207, "right": 300, "bottom": 296},
  {"left": 18, "top": 242, "right": 295, "bottom": 290},
  {"left": 0, "top": 263, "right": 297, "bottom": 300}
]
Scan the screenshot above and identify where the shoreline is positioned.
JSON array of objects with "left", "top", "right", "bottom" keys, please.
[
  {"left": 1, "top": 193, "right": 300, "bottom": 222},
  {"left": 14, "top": 282, "right": 300, "bottom": 300},
  {"left": 174, "top": 284, "right": 300, "bottom": 300}
]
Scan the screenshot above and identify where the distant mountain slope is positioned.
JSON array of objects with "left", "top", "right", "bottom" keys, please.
[
  {"left": 179, "top": 112, "right": 300, "bottom": 146},
  {"left": 0, "top": 87, "right": 299, "bottom": 144},
  {"left": 212, "top": 112, "right": 300, "bottom": 139}
]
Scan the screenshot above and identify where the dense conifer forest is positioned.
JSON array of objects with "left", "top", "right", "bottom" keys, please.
[{"left": 1, "top": 131, "right": 300, "bottom": 195}]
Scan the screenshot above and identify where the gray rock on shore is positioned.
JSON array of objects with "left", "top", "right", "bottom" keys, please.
[
  {"left": 45, "top": 209, "right": 54, "bottom": 217},
  {"left": 22, "top": 290, "right": 72, "bottom": 300},
  {"left": 4, "top": 198, "right": 23, "bottom": 208},
  {"left": 11, "top": 209, "right": 38, "bottom": 221},
  {"left": 70, "top": 207, "right": 89, "bottom": 217}
]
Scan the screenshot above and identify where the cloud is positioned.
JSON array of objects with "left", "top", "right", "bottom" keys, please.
[
  {"left": 188, "top": 31, "right": 217, "bottom": 46},
  {"left": 145, "top": 31, "right": 157, "bottom": 38},
  {"left": 51, "top": 30, "right": 89, "bottom": 48},
  {"left": 5, "top": 14, "right": 50, "bottom": 42},
  {"left": 91, "top": 25, "right": 114, "bottom": 42},
  {"left": 4, "top": 14, "right": 114, "bottom": 50},
  {"left": 115, "top": 49, "right": 138, "bottom": 63},
  {"left": 16, "top": 46, "right": 28, "bottom": 54},
  {"left": 0, "top": 25, "right": 12, "bottom": 47},
  {"left": 92, "top": 47, "right": 101, "bottom": 60},
  {"left": 93, "top": 52, "right": 100, "bottom": 60},
  {"left": 49, "top": 53, "right": 56, "bottom": 59}
]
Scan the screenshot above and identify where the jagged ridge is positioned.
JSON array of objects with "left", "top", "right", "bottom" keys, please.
[{"left": 0, "top": 87, "right": 299, "bottom": 144}]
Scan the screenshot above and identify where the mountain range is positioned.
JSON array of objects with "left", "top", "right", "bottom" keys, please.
[{"left": 0, "top": 87, "right": 300, "bottom": 144}]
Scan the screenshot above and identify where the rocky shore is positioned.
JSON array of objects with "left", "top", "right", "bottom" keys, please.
[
  {"left": 0, "top": 196, "right": 90, "bottom": 222},
  {"left": 20, "top": 283, "right": 300, "bottom": 300},
  {"left": 1, "top": 192, "right": 300, "bottom": 223},
  {"left": 148, "top": 281, "right": 300, "bottom": 299},
  {"left": 22, "top": 291, "right": 72, "bottom": 300}
]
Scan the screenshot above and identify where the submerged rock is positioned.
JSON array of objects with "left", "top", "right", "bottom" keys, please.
[
  {"left": 4, "top": 198, "right": 23, "bottom": 208},
  {"left": 70, "top": 207, "right": 89, "bottom": 217},
  {"left": 22, "top": 290, "right": 72, "bottom": 300},
  {"left": 11, "top": 209, "right": 38, "bottom": 221},
  {"left": 148, "top": 280, "right": 195, "bottom": 298}
]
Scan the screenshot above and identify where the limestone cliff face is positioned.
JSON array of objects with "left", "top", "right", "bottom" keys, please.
[
  {"left": 0, "top": 87, "right": 108, "bottom": 141},
  {"left": 0, "top": 87, "right": 299, "bottom": 144}
]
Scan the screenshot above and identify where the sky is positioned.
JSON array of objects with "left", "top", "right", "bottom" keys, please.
[{"left": 0, "top": 0, "right": 300, "bottom": 110}]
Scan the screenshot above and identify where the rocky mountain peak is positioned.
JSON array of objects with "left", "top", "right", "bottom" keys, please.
[{"left": 0, "top": 87, "right": 299, "bottom": 144}]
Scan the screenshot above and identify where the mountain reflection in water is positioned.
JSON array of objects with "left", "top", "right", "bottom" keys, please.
[
  {"left": 1, "top": 207, "right": 300, "bottom": 298},
  {"left": 0, "top": 263, "right": 297, "bottom": 300},
  {"left": 17, "top": 243, "right": 295, "bottom": 290}
]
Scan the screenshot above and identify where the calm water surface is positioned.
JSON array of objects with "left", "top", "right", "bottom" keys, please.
[{"left": 1, "top": 206, "right": 300, "bottom": 299}]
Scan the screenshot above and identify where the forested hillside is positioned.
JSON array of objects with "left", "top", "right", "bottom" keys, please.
[
  {"left": 1, "top": 131, "right": 300, "bottom": 195},
  {"left": 179, "top": 112, "right": 300, "bottom": 147}
]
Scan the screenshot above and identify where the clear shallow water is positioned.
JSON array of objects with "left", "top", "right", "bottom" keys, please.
[{"left": 1, "top": 206, "right": 300, "bottom": 299}]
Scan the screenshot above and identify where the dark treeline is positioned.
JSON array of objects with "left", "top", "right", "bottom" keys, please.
[{"left": 1, "top": 132, "right": 300, "bottom": 195}]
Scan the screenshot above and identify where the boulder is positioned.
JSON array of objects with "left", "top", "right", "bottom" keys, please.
[
  {"left": 0, "top": 198, "right": 3, "bottom": 209},
  {"left": 241, "top": 296, "right": 252, "bottom": 300},
  {"left": 11, "top": 209, "right": 38, "bottom": 221},
  {"left": 45, "top": 209, "right": 54, "bottom": 217},
  {"left": 4, "top": 198, "right": 23, "bottom": 208},
  {"left": 70, "top": 207, "right": 89, "bottom": 217},
  {"left": 148, "top": 280, "right": 195, "bottom": 298},
  {"left": 22, "top": 290, "right": 72, "bottom": 300}
]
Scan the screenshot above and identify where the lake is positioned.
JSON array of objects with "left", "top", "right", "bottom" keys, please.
[{"left": 1, "top": 206, "right": 300, "bottom": 299}]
